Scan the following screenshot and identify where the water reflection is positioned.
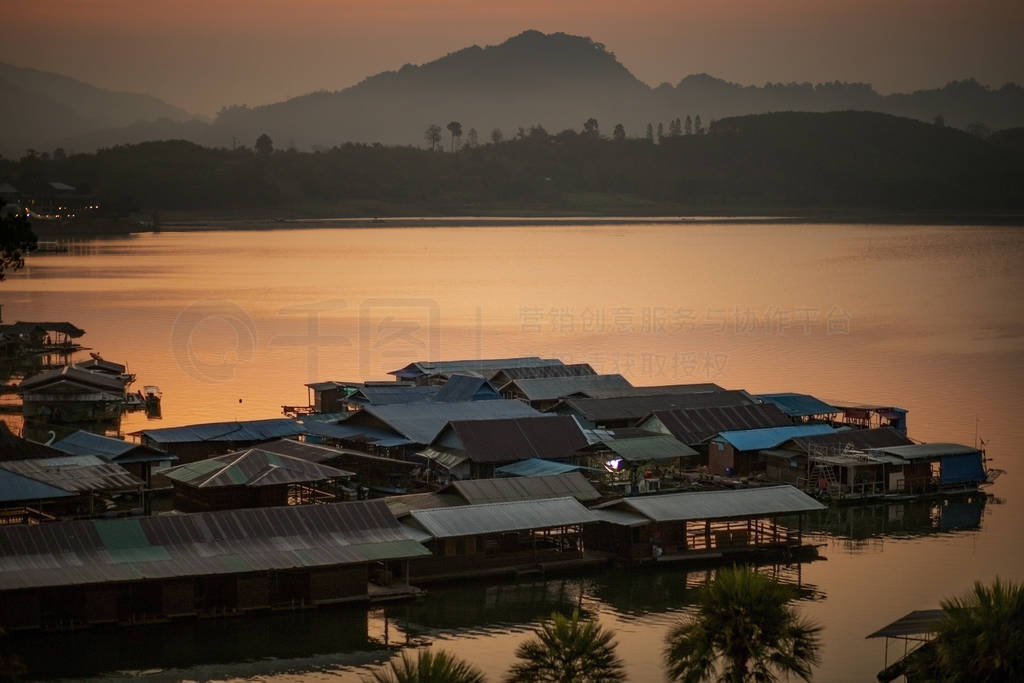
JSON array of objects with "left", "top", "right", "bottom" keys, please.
[{"left": 803, "top": 494, "right": 991, "bottom": 543}]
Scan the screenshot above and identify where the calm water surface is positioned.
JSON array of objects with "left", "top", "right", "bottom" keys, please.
[{"left": 3, "top": 223, "right": 1023, "bottom": 682}]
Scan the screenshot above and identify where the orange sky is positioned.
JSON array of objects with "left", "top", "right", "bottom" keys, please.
[{"left": 2, "top": 0, "right": 1022, "bottom": 115}]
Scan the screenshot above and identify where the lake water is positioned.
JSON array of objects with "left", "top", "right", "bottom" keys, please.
[{"left": 3, "top": 222, "right": 1023, "bottom": 681}]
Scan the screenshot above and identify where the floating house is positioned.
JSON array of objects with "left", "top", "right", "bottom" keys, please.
[
  {"left": 755, "top": 393, "right": 838, "bottom": 423},
  {"left": 72, "top": 355, "right": 136, "bottom": 386},
  {"left": 639, "top": 403, "right": 793, "bottom": 447},
  {"left": 763, "top": 426, "right": 913, "bottom": 485},
  {"left": 499, "top": 374, "right": 634, "bottom": 409},
  {"left": 162, "top": 448, "right": 355, "bottom": 512},
  {"left": 828, "top": 401, "right": 909, "bottom": 435},
  {"left": 134, "top": 418, "right": 304, "bottom": 463},
  {"left": 0, "top": 469, "right": 74, "bottom": 524},
  {"left": 420, "top": 415, "right": 589, "bottom": 480},
  {"left": 260, "top": 437, "right": 420, "bottom": 493},
  {"left": 582, "top": 430, "right": 700, "bottom": 494},
  {"left": 20, "top": 366, "right": 126, "bottom": 423},
  {"left": 489, "top": 363, "right": 597, "bottom": 389},
  {"left": 0, "top": 455, "right": 144, "bottom": 518},
  {"left": 0, "top": 500, "right": 430, "bottom": 632},
  {"left": 706, "top": 424, "right": 838, "bottom": 477},
  {"left": 585, "top": 485, "right": 825, "bottom": 564},
  {"left": 402, "top": 496, "right": 600, "bottom": 582}
]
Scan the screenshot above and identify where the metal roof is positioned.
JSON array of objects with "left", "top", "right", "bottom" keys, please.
[
  {"left": 505, "top": 374, "right": 633, "bottom": 401},
  {"left": 561, "top": 390, "right": 755, "bottom": 423},
  {"left": 416, "top": 447, "right": 469, "bottom": 470},
  {"left": 491, "top": 363, "right": 597, "bottom": 385},
  {"left": 599, "top": 435, "right": 699, "bottom": 462},
  {"left": 348, "top": 385, "right": 440, "bottom": 405},
  {"left": 389, "top": 357, "right": 558, "bottom": 380},
  {"left": 590, "top": 508, "right": 650, "bottom": 527},
  {"left": 73, "top": 357, "right": 128, "bottom": 375},
  {"left": 869, "top": 443, "right": 980, "bottom": 461},
  {"left": 495, "top": 458, "right": 600, "bottom": 478},
  {"left": 255, "top": 438, "right": 348, "bottom": 464},
  {"left": 50, "top": 430, "right": 171, "bottom": 464},
  {"left": 866, "top": 609, "right": 944, "bottom": 639},
  {"left": 756, "top": 393, "right": 837, "bottom": 417},
  {"left": 442, "top": 415, "right": 588, "bottom": 464},
  {"left": 447, "top": 471, "right": 601, "bottom": 504},
  {"left": 645, "top": 404, "right": 792, "bottom": 445},
  {"left": 785, "top": 427, "right": 913, "bottom": 453},
  {"left": 612, "top": 485, "right": 825, "bottom": 522},
  {"left": 433, "top": 375, "right": 499, "bottom": 402},
  {"left": 714, "top": 424, "right": 837, "bottom": 451},
  {"left": 359, "top": 400, "right": 540, "bottom": 445},
  {"left": 0, "top": 456, "right": 143, "bottom": 493},
  {"left": 0, "top": 469, "right": 74, "bottom": 504},
  {"left": 0, "top": 500, "right": 430, "bottom": 592},
  {"left": 628, "top": 383, "right": 725, "bottom": 395},
  {"left": 162, "top": 448, "right": 354, "bottom": 488},
  {"left": 385, "top": 492, "right": 465, "bottom": 518},
  {"left": 301, "top": 420, "right": 414, "bottom": 447},
  {"left": 20, "top": 366, "right": 127, "bottom": 393},
  {"left": 409, "top": 497, "right": 598, "bottom": 539},
  {"left": 2, "top": 321, "right": 85, "bottom": 338},
  {"left": 138, "top": 418, "right": 303, "bottom": 444}
]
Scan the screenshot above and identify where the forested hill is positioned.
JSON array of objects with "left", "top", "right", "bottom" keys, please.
[{"left": 3, "top": 111, "right": 1021, "bottom": 217}]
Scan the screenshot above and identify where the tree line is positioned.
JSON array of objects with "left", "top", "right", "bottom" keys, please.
[{"left": 1, "top": 111, "right": 1021, "bottom": 216}]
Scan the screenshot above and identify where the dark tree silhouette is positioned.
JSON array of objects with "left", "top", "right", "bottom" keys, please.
[
  {"left": 490, "top": 128, "right": 504, "bottom": 144},
  {"left": 669, "top": 117, "right": 682, "bottom": 137},
  {"left": 368, "top": 649, "right": 485, "bottom": 683},
  {"left": 657, "top": 122, "right": 664, "bottom": 143},
  {"left": 466, "top": 128, "right": 479, "bottom": 148},
  {"left": 583, "top": 118, "right": 599, "bottom": 137},
  {"left": 446, "top": 121, "right": 463, "bottom": 151},
  {"left": 934, "top": 114, "right": 946, "bottom": 127},
  {"left": 645, "top": 123, "right": 654, "bottom": 142},
  {"left": 694, "top": 115, "right": 705, "bottom": 135},
  {"left": 613, "top": 123, "right": 626, "bottom": 142},
  {"left": 255, "top": 134, "right": 274, "bottom": 155},
  {"left": 425, "top": 124, "right": 442, "bottom": 151},
  {"left": 507, "top": 610, "right": 625, "bottom": 682},
  {"left": 685, "top": 115, "right": 693, "bottom": 135},
  {"left": 0, "top": 213, "right": 37, "bottom": 281}
]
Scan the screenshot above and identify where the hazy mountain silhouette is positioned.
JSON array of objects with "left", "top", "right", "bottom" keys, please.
[
  {"left": 0, "top": 61, "right": 196, "bottom": 157},
  {"left": 6, "top": 31, "right": 1024, "bottom": 156}
]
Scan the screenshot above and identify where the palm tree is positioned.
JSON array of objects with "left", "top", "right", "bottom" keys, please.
[
  {"left": 366, "top": 649, "right": 485, "bottom": 683},
  {"left": 664, "top": 566, "right": 821, "bottom": 683},
  {"left": 906, "top": 576, "right": 1024, "bottom": 682},
  {"left": 506, "top": 609, "right": 625, "bottom": 683}
]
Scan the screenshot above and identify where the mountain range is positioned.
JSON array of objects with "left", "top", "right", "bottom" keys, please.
[{"left": 2, "top": 30, "right": 1023, "bottom": 157}]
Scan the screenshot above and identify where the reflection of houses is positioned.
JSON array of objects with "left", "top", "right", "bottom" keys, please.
[
  {"left": 135, "top": 418, "right": 304, "bottom": 463},
  {"left": 402, "top": 497, "right": 599, "bottom": 582},
  {"left": 50, "top": 430, "right": 175, "bottom": 488},
  {"left": 0, "top": 322, "right": 85, "bottom": 357},
  {"left": 20, "top": 366, "right": 126, "bottom": 423},
  {"left": 162, "top": 448, "right": 355, "bottom": 512},
  {"left": 0, "top": 500, "right": 430, "bottom": 631},
  {"left": 420, "top": 415, "right": 589, "bottom": 480},
  {"left": 585, "top": 485, "right": 825, "bottom": 563}
]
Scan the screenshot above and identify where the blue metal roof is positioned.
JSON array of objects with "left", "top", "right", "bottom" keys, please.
[
  {"left": 0, "top": 469, "right": 74, "bottom": 503},
  {"left": 52, "top": 430, "right": 136, "bottom": 459},
  {"left": 139, "top": 418, "right": 304, "bottom": 444},
  {"left": 756, "top": 393, "right": 837, "bottom": 417},
  {"left": 495, "top": 458, "right": 600, "bottom": 477},
  {"left": 715, "top": 424, "right": 837, "bottom": 451},
  {"left": 301, "top": 421, "right": 414, "bottom": 448}
]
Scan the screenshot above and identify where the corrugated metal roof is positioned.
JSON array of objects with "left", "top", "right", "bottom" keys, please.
[
  {"left": 715, "top": 424, "right": 837, "bottom": 451},
  {"left": 756, "top": 393, "right": 837, "bottom": 417},
  {"left": 416, "top": 447, "right": 469, "bottom": 470},
  {"left": 360, "top": 400, "right": 540, "bottom": 445},
  {"left": 645, "top": 404, "right": 792, "bottom": 445},
  {"left": 0, "top": 456, "right": 143, "bottom": 493},
  {"left": 389, "top": 357, "right": 557, "bottom": 379},
  {"left": 785, "top": 427, "right": 913, "bottom": 453},
  {"left": 51, "top": 430, "right": 137, "bottom": 458},
  {"left": 139, "top": 418, "right": 304, "bottom": 445},
  {"left": 561, "top": 390, "right": 754, "bottom": 423},
  {"left": 349, "top": 385, "right": 440, "bottom": 405},
  {"left": 385, "top": 492, "right": 465, "bottom": 517},
  {"left": 254, "top": 438, "right": 346, "bottom": 464},
  {"left": 447, "top": 471, "right": 600, "bottom": 504},
  {"left": 443, "top": 415, "right": 588, "bottom": 464},
  {"left": 600, "top": 435, "right": 699, "bottom": 462},
  {"left": 495, "top": 459, "right": 600, "bottom": 478},
  {"left": 491, "top": 363, "right": 597, "bottom": 385},
  {"left": 506, "top": 375, "right": 633, "bottom": 401},
  {"left": 0, "top": 500, "right": 430, "bottom": 591},
  {"left": 614, "top": 485, "right": 825, "bottom": 522},
  {"left": 409, "top": 497, "right": 598, "bottom": 538},
  {"left": 301, "top": 420, "right": 414, "bottom": 447},
  {"left": 20, "top": 366, "right": 127, "bottom": 392},
  {"left": 870, "top": 443, "right": 980, "bottom": 461},
  {"left": 162, "top": 448, "right": 354, "bottom": 488},
  {"left": 0, "top": 469, "right": 74, "bottom": 504},
  {"left": 628, "top": 383, "right": 725, "bottom": 395},
  {"left": 433, "top": 375, "right": 499, "bottom": 402},
  {"left": 590, "top": 508, "right": 650, "bottom": 527},
  {"left": 866, "top": 610, "right": 944, "bottom": 639}
]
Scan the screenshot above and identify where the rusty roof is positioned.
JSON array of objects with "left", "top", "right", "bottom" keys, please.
[{"left": 0, "top": 500, "right": 430, "bottom": 591}]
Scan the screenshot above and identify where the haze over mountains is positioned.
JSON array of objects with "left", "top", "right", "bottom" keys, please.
[{"left": 2, "top": 30, "right": 1023, "bottom": 158}]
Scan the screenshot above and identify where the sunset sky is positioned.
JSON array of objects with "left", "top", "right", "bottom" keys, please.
[{"left": 3, "top": 0, "right": 1022, "bottom": 116}]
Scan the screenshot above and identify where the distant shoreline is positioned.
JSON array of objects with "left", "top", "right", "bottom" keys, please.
[{"left": 31, "top": 211, "right": 1024, "bottom": 237}]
